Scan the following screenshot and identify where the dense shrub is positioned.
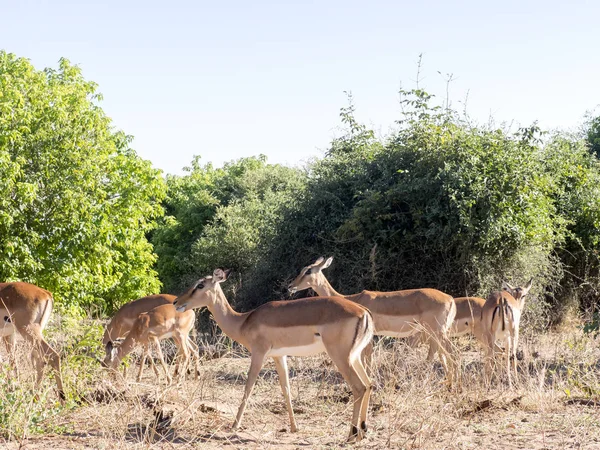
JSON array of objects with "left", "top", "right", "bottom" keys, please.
[
  {"left": 151, "top": 155, "right": 306, "bottom": 298},
  {"left": 157, "top": 89, "right": 600, "bottom": 326},
  {"left": 0, "top": 52, "right": 166, "bottom": 313}
]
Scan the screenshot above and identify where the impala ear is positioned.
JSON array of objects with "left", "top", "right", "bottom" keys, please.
[
  {"left": 522, "top": 277, "right": 533, "bottom": 295},
  {"left": 502, "top": 281, "right": 515, "bottom": 292},
  {"left": 322, "top": 256, "right": 333, "bottom": 269},
  {"left": 314, "top": 256, "right": 325, "bottom": 265},
  {"left": 213, "top": 268, "right": 230, "bottom": 282},
  {"left": 213, "top": 268, "right": 224, "bottom": 280}
]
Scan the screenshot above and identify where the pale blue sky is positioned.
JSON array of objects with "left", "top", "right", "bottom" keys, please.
[{"left": 1, "top": 0, "right": 599, "bottom": 174}]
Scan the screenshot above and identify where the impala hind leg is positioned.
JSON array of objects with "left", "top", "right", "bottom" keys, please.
[
  {"left": 511, "top": 326, "right": 519, "bottom": 383},
  {"left": 324, "top": 342, "right": 369, "bottom": 442},
  {"left": 483, "top": 332, "right": 497, "bottom": 386},
  {"left": 273, "top": 356, "right": 298, "bottom": 432},
  {"left": 505, "top": 334, "right": 513, "bottom": 388},
  {"left": 146, "top": 345, "right": 161, "bottom": 379},
  {"left": 173, "top": 334, "right": 190, "bottom": 382},
  {"left": 21, "top": 324, "right": 64, "bottom": 402},
  {"left": 361, "top": 340, "right": 374, "bottom": 377},
  {"left": 186, "top": 337, "right": 201, "bottom": 379},
  {"left": 233, "top": 351, "right": 266, "bottom": 431},
  {"left": 2, "top": 334, "right": 18, "bottom": 377},
  {"left": 351, "top": 354, "right": 372, "bottom": 435},
  {"left": 331, "top": 357, "right": 368, "bottom": 442},
  {"left": 433, "top": 331, "right": 456, "bottom": 388},
  {"left": 426, "top": 338, "right": 438, "bottom": 362}
]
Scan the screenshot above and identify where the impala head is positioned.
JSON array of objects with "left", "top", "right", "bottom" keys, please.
[
  {"left": 102, "top": 340, "right": 121, "bottom": 369},
  {"left": 502, "top": 278, "right": 533, "bottom": 304},
  {"left": 174, "top": 268, "right": 232, "bottom": 312},
  {"left": 288, "top": 256, "right": 333, "bottom": 294}
]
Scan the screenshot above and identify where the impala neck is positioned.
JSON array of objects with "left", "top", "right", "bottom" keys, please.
[
  {"left": 114, "top": 333, "right": 137, "bottom": 365},
  {"left": 207, "top": 285, "right": 245, "bottom": 343},
  {"left": 313, "top": 274, "right": 345, "bottom": 298}
]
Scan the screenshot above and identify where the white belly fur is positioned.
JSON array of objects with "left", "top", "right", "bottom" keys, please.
[
  {"left": 0, "top": 323, "right": 15, "bottom": 337},
  {"left": 375, "top": 314, "right": 422, "bottom": 338},
  {"left": 0, "top": 311, "right": 15, "bottom": 337},
  {"left": 267, "top": 336, "right": 327, "bottom": 357}
]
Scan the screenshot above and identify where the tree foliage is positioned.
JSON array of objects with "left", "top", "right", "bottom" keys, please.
[
  {"left": 4, "top": 49, "right": 600, "bottom": 324},
  {"left": 586, "top": 114, "right": 600, "bottom": 158},
  {"left": 0, "top": 52, "right": 166, "bottom": 313},
  {"left": 151, "top": 155, "right": 306, "bottom": 297},
  {"left": 154, "top": 88, "right": 600, "bottom": 327}
]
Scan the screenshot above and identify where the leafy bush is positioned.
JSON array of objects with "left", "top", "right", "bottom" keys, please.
[
  {"left": 151, "top": 155, "right": 307, "bottom": 299},
  {"left": 161, "top": 88, "right": 600, "bottom": 327},
  {"left": 0, "top": 374, "right": 64, "bottom": 440},
  {"left": 0, "top": 52, "right": 166, "bottom": 313}
]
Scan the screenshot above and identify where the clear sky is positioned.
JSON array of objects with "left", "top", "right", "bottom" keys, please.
[{"left": 1, "top": 0, "right": 599, "bottom": 175}]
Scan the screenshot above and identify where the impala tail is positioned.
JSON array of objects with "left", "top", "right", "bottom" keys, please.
[
  {"left": 446, "top": 297, "right": 457, "bottom": 332},
  {"left": 39, "top": 295, "right": 54, "bottom": 330},
  {"left": 350, "top": 311, "right": 375, "bottom": 364},
  {"left": 491, "top": 296, "right": 510, "bottom": 332}
]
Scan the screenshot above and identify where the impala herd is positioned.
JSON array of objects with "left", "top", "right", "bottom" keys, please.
[{"left": 0, "top": 257, "right": 533, "bottom": 443}]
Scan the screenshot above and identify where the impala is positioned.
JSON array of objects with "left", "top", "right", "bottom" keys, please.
[
  {"left": 174, "top": 268, "right": 374, "bottom": 443},
  {"left": 105, "top": 303, "right": 200, "bottom": 384},
  {"left": 480, "top": 279, "right": 533, "bottom": 386},
  {"left": 0, "top": 282, "right": 64, "bottom": 401},
  {"left": 410, "top": 296, "right": 491, "bottom": 357},
  {"left": 103, "top": 294, "right": 199, "bottom": 380},
  {"left": 288, "top": 256, "right": 457, "bottom": 383}
]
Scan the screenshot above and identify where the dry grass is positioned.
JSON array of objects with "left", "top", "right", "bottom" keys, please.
[{"left": 1, "top": 321, "right": 600, "bottom": 449}]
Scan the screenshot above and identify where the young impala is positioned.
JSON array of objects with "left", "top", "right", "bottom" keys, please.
[
  {"left": 481, "top": 279, "right": 533, "bottom": 386},
  {"left": 174, "top": 268, "right": 374, "bottom": 443},
  {"left": 0, "top": 282, "right": 64, "bottom": 401},
  {"left": 104, "top": 303, "right": 200, "bottom": 384},
  {"left": 288, "top": 256, "right": 457, "bottom": 384},
  {"left": 103, "top": 294, "right": 200, "bottom": 380}
]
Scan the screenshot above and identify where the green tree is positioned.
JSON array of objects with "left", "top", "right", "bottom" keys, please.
[
  {"left": 151, "top": 155, "right": 306, "bottom": 295},
  {"left": 586, "top": 114, "right": 600, "bottom": 158},
  {"left": 0, "top": 52, "right": 166, "bottom": 313}
]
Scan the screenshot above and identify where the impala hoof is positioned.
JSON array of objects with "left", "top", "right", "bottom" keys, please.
[{"left": 347, "top": 424, "right": 365, "bottom": 443}]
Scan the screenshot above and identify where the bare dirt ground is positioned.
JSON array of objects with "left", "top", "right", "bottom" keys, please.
[{"left": 1, "top": 326, "right": 600, "bottom": 449}]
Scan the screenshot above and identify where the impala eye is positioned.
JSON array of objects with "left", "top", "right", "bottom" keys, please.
[
  {"left": 195, "top": 283, "right": 205, "bottom": 290},
  {"left": 305, "top": 268, "right": 312, "bottom": 275}
]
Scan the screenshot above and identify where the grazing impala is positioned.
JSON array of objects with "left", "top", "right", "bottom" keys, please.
[
  {"left": 481, "top": 279, "right": 533, "bottom": 386},
  {"left": 289, "top": 257, "right": 457, "bottom": 384},
  {"left": 104, "top": 303, "right": 200, "bottom": 383},
  {"left": 0, "top": 282, "right": 64, "bottom": 401},
  {"left": 410, "top": 296, "right": 491, "bottom": 357},
  {"left": 103, "top": 294, "right": 176, "bottom": 357},
  {"left": 174, "top": 268, "right": 374, "bottom": 443}
]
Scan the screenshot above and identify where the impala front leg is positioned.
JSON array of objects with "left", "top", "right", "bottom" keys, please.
[
  {"left": 152, "top": 337, "right": 172, "bottom": 384},
  {"left": 137, "top": 343, "right": 149, "bottom": 382}
]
